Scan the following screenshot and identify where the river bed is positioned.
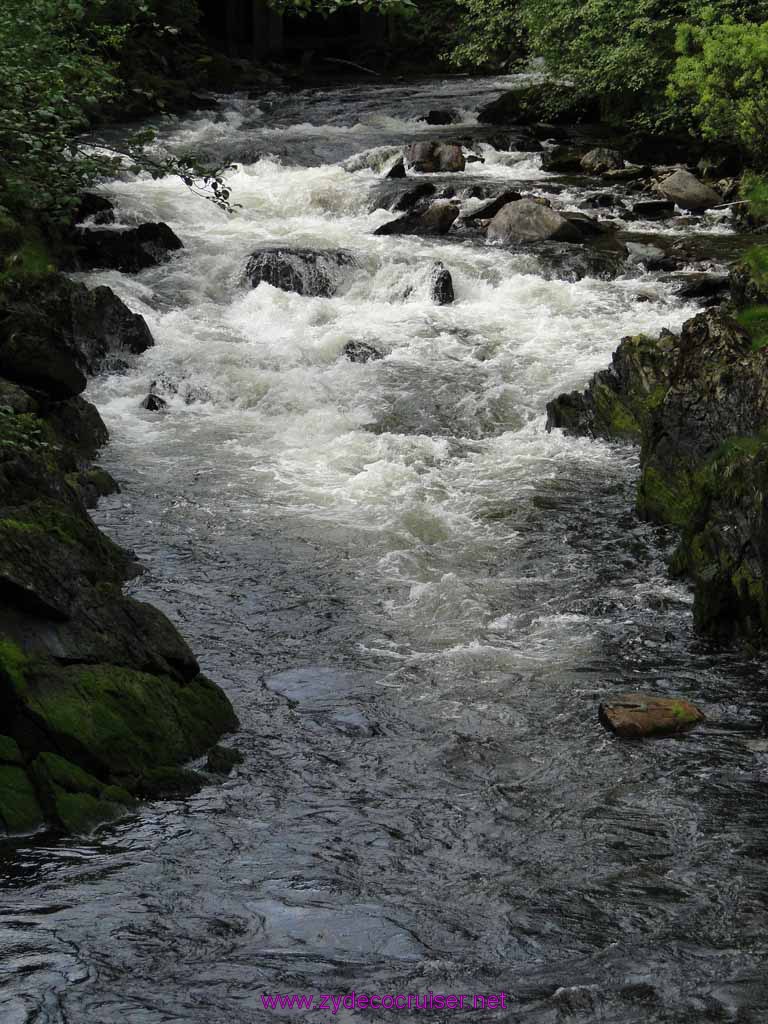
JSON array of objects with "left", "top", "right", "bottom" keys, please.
[{"left": 2, "top": 76, "right": 768, "bottom": 1024}]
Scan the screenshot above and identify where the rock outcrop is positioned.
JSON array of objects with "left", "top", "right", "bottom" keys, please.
[
  {"left": 0, "top": 271, "right": 237, "bottom": 837},
  {"left": 547, "top": 297, "right": 768, "bottom": 643}
]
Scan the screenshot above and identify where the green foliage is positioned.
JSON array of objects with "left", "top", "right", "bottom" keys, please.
[
  {"left": 742, "top": 172, "right": 768, "bottom": 217},
  {"left": 669, "top": 15, "right": 768, "bottom": 166},
  {"left": 450, "top": 0, "right": 524, "bottom": 69},
  {"left": 273, "top": 0, "right": 417, "bottom": 13},
  {"left": 736, "top": 305, "right": 768, "bottom": 349}
]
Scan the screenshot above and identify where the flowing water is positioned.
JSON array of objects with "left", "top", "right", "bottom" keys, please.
[{"left": 2, "top": 76, "right": 768, "bottom": 1024}]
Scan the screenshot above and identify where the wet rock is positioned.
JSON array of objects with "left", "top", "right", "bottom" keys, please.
[
  {"left": 70, "top": 467, "right": 120, "bottom": 509},
  {"left": 579, "top": 192, "right": 621, "bottom": 210},
  {"left": 632, "top": 199, "right": 675, "bottom": 219},
  {"left": 424, "top": 109, "right": 458, "bottom": 125},
  {"left": 625, "top": 242, "right": 679, "bottom": 272},
  {"left": 541, "top": 145, "right": 586, "bottom": 173},
  {"left": 374, "top": 199, "right": 459, "bottom": 237},
  {"left": 487, "top": 199, "right": 584, "bottom": 244},
  {"left": 244, "top": 246, "right": 356, "bottom": 297},
  {"left": 74, "top": 193, "right": 115, "bottom": 226},
  {"left": 382, "top": 155, "right": 406, "bottom": 179},
  {"left": 206, "top": 745, "right": 244, "bottom": 775},
  {"left": 429, "top": 262, "right": 454, "bottom": 305},
  {"left": 546, "top": 329, "right": 678, "bottom": 441},
  {"left": 141, "top": 393, "right": 168, "bottom": 411},
  {"left": 561, "top": 211, "right": 605, "bottom": 237},
  {"left": 477, "top": 84, "right": 598, "bottom": 125},
  {"left": 603, "top": 164, "right": 650, "bottom": 182},
  {"left": 136, "top": 766, "right": 206, "bottom": 799},
  {"left": 599, "top": 694, "right": 705, "bottom": 738},
  {"left": 459, "top": 189, "right": 522, "bottom": 225},
  {"left": 656, "top": 169, "right": 721, "bottom": 211},
  {"left": 581, "top": 148, "right": 624, "bottom": 174},
  {"left": 404, "top": 142, "right": 465, "bottom": 173},
  {"left": 730, "top": 263, "right": 768, "bottom": 308},
  {"left": 342, "top": 341, "right": 383, "bottom": 363},
  {"left": 71, "top": 222, "right": 184, "bottom": 273},
  {"left": 673, "top": 273, "right": 729, "bottom": 304},
  {"left": 0, "top": 320, "right": 86, "bottom": 399},
  {"left": 389, "top": 182, "right": 437, "bottom": 212}
]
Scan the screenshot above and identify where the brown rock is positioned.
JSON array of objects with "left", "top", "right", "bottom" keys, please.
[{"left": 599, "top": 693, "right": 705, "bottom": 738}]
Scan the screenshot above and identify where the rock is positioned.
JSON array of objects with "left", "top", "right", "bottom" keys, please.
[
  {"left": 74, "top": 193, "right": 115, "bottom": 226},
  {"left": 389, "top": 182, "right": 437, "bottom": 212},
  {"left": 656, "top": 169, "right": 721, "bottom": 211},
  {"left": 404, "top": 142, "right": 465, "bottom": 173},
  {"left": 561, "top": 212, "right": 605, "bottom": 237},
  {"left": 625, "top": 242, "right": 679, "bottom": 271},
  {"left": 580, "top": 148, "right": 624, "bottom": 174},
  {"left": 374, "top": 199, "right": 459, "bottom": 237},
  {"left": 460, "top": 189, "right": 522, "bottom": 225},
  {"left": 0, "top": 378, "right": 36, "bottom": 415},
  {"left": 70, "top": 467, "right": 120, "bottom": 509},
  {"left": 206, "top": 745, "right": 244, "bottom": 775},
  {"left": 546, "top": 329, "right": 679, "bottom": 441},
  {"left": 603, "top": 165, "right": 650, "bottom": 182},
  {"left": 136, "top": 766, "right": 206, "bottom": 799},
  {"left": 541, "top": 146, "right": 586, "bottom": 173},
  {"left": 477, "top": 85, "right": 599, "bottom": 125},
  {"left": 244, "top": 247, "right": 356, "bottom": 297},
  {"left": 71, "top": 222, "right": 183, "bottom": 273},
  {"left": 632, "top": 200, "right": 676, "bottom": 219},
  {"left": 424, "top": 109, "right": 458, "bottom": 125},
  {"left": 141, "top": 393, "right": 168, "bottom": 412},
  {"left": 579, "top": 193, "right": 621, "bottom": 210},
  {"left": 599, "top": 694, "right": 705, "bottom": 738},
  {"left": 429, "top": 262, "right": 454, "bottom": 305},
  {"left": 30, "top": 751, "right": 134, "bottom": 832},
  {"left": 342, "top": 341, "right": 383, "bottom": 363},
  {"left": 382, "top": 155, "right": 406, "bottom": 179},
  {"left": 673, "top": 273, "right": 729, "bottom": 304},
  {"left": 487, "top": 199, "right": 585, "bottom": 244},
  {"left": 0, "top": 276, "right": 153, "bottom": 397},
  {"left": 730, "top": 263, "right": 768, "bottom": 308}
]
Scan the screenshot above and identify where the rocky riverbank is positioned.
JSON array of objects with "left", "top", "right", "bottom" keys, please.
[
  {"left": 0, "top": 219, "right": 238, "bottom": 838},
  {"left": 547, "top": 262, "right": 768, "bottom": 643}
]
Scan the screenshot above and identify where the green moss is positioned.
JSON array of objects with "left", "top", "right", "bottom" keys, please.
[
  {"left": 637, "top": 465, "right": 699, "bottom": 527},
  {"left": 0, "top": 764, "right": 44, "bottom": 833},
  {"left": 0, "top": 636, "right": 28, "bottom": 694},
  {"left": 0, "top": 735, "right": 22, "bottom": 764},
  {"left": 23, "top": 662, "right": 238, "bottom": 785},
  {"left": 30, "top": 752, "right": 130, "bottom": 833},
  {"left": 670, "top": 701, "right": 700, "bottom": 723},
  {"left": 0, "top": 227, "right": 56, "bottom": 286},
  {"left": 592, "top": 382, "right": 642, "bottom": 440}
]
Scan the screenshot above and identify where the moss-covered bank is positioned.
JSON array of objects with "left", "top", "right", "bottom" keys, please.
[
  {"left": 0, "top": 250, "right": 238, "bottom": 838},
  {"left": 547, "top": 260, "right": 768, "bottom": 644}
]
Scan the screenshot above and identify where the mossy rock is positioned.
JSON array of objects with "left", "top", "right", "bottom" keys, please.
[
  {"left": 30, "top": 752, "right": 133, "bottom": 833},
  {"left": 0, "top": 763, "right": 45, "bottom": 833},
  {"left": 206, "top": 744, "right": 244, "bottom": 775},
  {"left": 0, "top": 734, "right": 22, "bottom": 764},
  {"left": 21, "top": 660, "right": 238, "bottom": 784}
]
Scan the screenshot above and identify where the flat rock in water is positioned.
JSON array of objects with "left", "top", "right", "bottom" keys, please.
[{"left": 599, "top": 693, "right": 705, "bottom": 738}]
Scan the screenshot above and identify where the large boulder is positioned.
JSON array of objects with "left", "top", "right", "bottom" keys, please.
[
  {"left": 656, "top": 169, "right": 721, "bottom": 211},
  {"left": 459, "top": 190, "right": 522, "bottom": 225},
  {"left": 244, "top": 247, "right": 356, "bottom": 297},
  {"left": 0, "top": 276, "right": 154, "bottom": 392},
  {"left": 541, "top": 146, "right": 587, "bottom": 174},
  {"left": 70, "top": 222, "right": 183, "bottom": 273},
  {"left": 487, "top": 199, "right": 585, "bottom": 244},
  {"left": 404, "top": 142, "right": 465, "bottom": 173},
  {"left": 374, "top": 200, "right": 459, "bottom": 237},
  {"left": 580, "top": 148, "right": 624, "bottom": 175}
]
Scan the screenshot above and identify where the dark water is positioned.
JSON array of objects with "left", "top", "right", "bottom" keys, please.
[{"left": 2, "top": 77, "right": 768, "bottom": 1024}]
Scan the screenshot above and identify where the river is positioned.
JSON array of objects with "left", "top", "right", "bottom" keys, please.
[{"left": 2, "top": 75, "right": 768, "bottom": 1024}]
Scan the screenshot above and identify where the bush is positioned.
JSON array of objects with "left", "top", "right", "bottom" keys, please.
[{"left": 669, "top": 16, "right": 768, "bottom": 167}]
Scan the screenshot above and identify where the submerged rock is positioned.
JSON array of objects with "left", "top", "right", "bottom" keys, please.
[
  {"left": 71, "top": 222, "right": 184, "bottom": 273},
  {"left": 244, "top": 247, "right": 356, "bottom": 297},
  {"left": 343, "top": 341, "right": 383, "bottom": 363},
  {"left": 656, "top": 169, "right": 721, "bottom": 211},
  {"left": 599, "top": 694, "right": 705, "bottom": 738},
  {"left": 429, "top": 262, "right": 454, "bottom": 305},
  {"left": 487, "top": 199, "right": 584, "bottom": 244}
]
